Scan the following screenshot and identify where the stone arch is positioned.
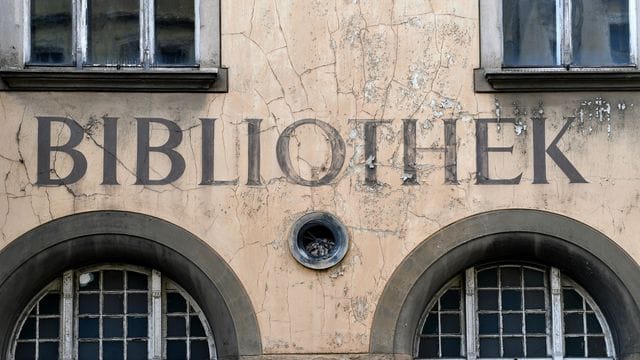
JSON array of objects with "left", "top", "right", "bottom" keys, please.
[
  {"left": 370, "top": 209, "right": 640, "bottom": 360},
  {"left": 0, "top": 210, "right": 261, "bottom": 359}
]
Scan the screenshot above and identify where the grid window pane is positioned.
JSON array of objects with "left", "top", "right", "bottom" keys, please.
[
  {"left": 502, "top": 0, "right": 558, "bottom": 66},
  {"left": 154, "top": 0, "right": 196, "bottom": 65},
  {"left": 87, "top": 0, "right": 140, "bottom": 65},
  {"left": 30, "top": 0, "right": 73, "bottom": 64}
]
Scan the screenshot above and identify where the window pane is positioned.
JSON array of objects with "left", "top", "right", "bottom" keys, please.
[
  {"left": 127, "top": 340, "right": 147, "bottom": 358},
  {"left": 525, "top": 313, "right": 546, "bottom": 334},
  {"left": 103, "top": 270, "right": 124, "bottom": 290},
  {"left": 167, "top": 340, "right": 187, "bottom": 360},
  {"left": 39, "top": 318, "right": 60, "bottom": 339},
  {"left": 19, "top": 318, "right": 37, "bottom": 339},
  {"left": 127, "top": 317, "right": 148, "bottom": 338},
  {"left": 127, "top": 293, "right": 148, "bottom": 314},
  {"left": 523, "top": 268, "right": 545, "bottom": 287},
  {"left": 587, "top": 313, "right": 603, "bottom": 333},
  {"left": 167, "top": 292, "right": 187, "bottom": 313},
  {"left": 503, "top": 0, "right": 557, "bottom": 66},
  {"left": 503, "top": 337, "right": 524, "bottom": 357},
  {"left": 418, "top": 337, "right": 439, "bottom": 358},
  {"left": 440, "top": 289, "right": 460, "bottom": 310},
  {"left": 127, "top": 272, "right": 148, "bottom": 290},
  {"left": 190, "top": 316, "right": 206, "bottom": 337},
  {"left": 87, "top": 0, "right": 140, "bottom": 65},
  {"left": 40, "top": 294, "right": 61, "bottom": 315},
  {"left": 103, "top": 340, "right": 124, "bottom": 360},
  {"left": 103, "top": 293, "right": 124, "bottom": 314},
  {"left": 588, "top": 336, "right": 607, "bottom": 357},
  {"left": 479, "top": 313, "right": 499, "bottom": 335},
  {"left": 30, "top": 0, "right": 72, "bottom": 64},
  {"left": 501, "top": 267, "right": 521, "bottom": 287},
  {"left": 79, "top": 272, "right": 100, "bottom": 291},
  {"left": 526, "top": 336, "right": 547, "bottom": 357},
  {"left": 501, "top": 290, "right": 522, "bottom": 310},
  {"left": 563, "top": 289, "right": 583, "bottom": 310},
  {"left": 565, "top": 313, "right": 584, "bottom": 334},
  {"left": 78, "top": 341, "right": 99, "bottom": 360},
  {"left": 39, "top": 341, "right": 59, "bottom": 360},
  {"left": 155, "top": 0, "right": 195, "bottom": 65},
  {"left": 478, "top": 290, "right": 498, "bottom": 310},
  {"left": 525, "top": 290, "right": 545, "bottom": 310},
  {"left": 440, "top": 314, "right": 460, "bottom": 334},
  {"left": 103, "top": 317, "right": 124, "bottom": 338},
  {"left": 15, "top": 342, "right": 35, "bottom": 360},
  {"left": 190, "top": 340, "right": 210, "bottom": 360},
  {"left": 79, "top": 294, "right": 100, "bottom": 314},
  {"left": 479, "top": 338, "right": 500, "bottom": 357},
  {"left": 572, "top": 0, "right": 630, "bottom": 66},
  {"left": 441, "top": 337, "right": 461, "bottom": 357},
  {"left": 79, "top": 318, "right": 99, "bottom": 338},
  {"left": 503, "top": 313, "right": 523, "bottom": 334},
  {"left": 421, "top": 313, "right": 438, "bottom": 335},
  {"left": 565, "top": 336, "right": 585, "bottom": 357},
  {"left": 477, "top": 268, "right": 497, "bottom": 287},
  {"left": 167, "top": 316, "right": 186, "bottom": 337}
]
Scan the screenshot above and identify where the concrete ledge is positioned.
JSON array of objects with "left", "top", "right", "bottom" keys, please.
[{"left": 0, "top": 67, "right": 228, "bottom": 92}]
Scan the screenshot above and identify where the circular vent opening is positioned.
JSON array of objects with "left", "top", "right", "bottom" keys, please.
[{"left": 289, "top": 212, "right": 348, "bottom": 269}]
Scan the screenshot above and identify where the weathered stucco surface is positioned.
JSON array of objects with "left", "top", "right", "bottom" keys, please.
[{"left": 1, "top": 0, "right": 640, "bottom": 357}]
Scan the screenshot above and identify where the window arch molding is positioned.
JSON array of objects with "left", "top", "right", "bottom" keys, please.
[
  {"left": 0, "top": 210, "right": 261, "bottom": 359},
  {"left": 370, "top": 209, "right": 640, "bottom": 360}
]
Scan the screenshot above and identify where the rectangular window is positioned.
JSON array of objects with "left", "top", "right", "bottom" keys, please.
[
  {"left": 502, "top": 0, "right": 633, "bottom": 68},
  {"left": 28, "top": 0, "right": 198, "bottom": 67}
]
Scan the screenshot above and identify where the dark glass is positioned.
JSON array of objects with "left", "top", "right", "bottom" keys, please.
[
  {"left": 440, "top": 314, "right": 460, "bottom": 334},
  {"left": 87, "top": 0, "right": 140, "bottom": 64},
  {"left": 19, "top": 318, "right": 37, "bottom": 339},
  {"left": 78, "top": 294, "right": 100, "bottom": 314},
  {"left": 78, "top": 342, "right": 99, "bottom": 360},
  {"left": 103, "top": 317, "right": 124, "bottom": 338},
  {"left": 127, "top": 340, "right": 148, "bottom": 358},
  {"left": 523, "top": 268, "right": 545, "bottom": 287},
  {"left": 525, "top": 290, "right": 545, "bottom": 310},
  {"left": 154, "top": 0, "right": 196, "bottom": 65},
  {"left": 477, "top": 268, "right": 498, "bottom": 287},
  {"left": 15, "top": 342, "right": 35, "bottom": 360},
  {"left": 103, "top": 271, "right": 124, "bottom": 290},
  {"left": 479, "top": 314, "right": 499, "bottom": 335},
  {"left": 503, "top": 337, "right": 524, "bottom": 357},
  {"left": 190, "top": 316, "right": 206, "bottom": 337},
  {"left": 167, "top": 292, "right": 187, "bottom": 313},
  {"left": 40, "top": 293, "right": 61, "bottom": 315},
  {"left": 422, "top": 313, "right": 438, "bottom": 334},
  {"left": 503, "top": 0, "right": 557, "bottom": 66},
  {"left": 418, "top": 337, "right": 438, "bottom": 358},
  {"left": 441, "top": 337, "right": 461, "bottom": 357},
  {"left": 39, "top": 341, "right": 59, "bottom": 360},
  {"left": 587, "top": 313, "right": 603, "bottom": 333},
  {"left": 190, "top": 340, "right": 210, "bottom": 360},
  {"left": 167, "top": 340, "right": 187, "bottom": 360},
  {"left": 479, "top": 338, "right": 500, "bottom": 357},
  {"left": 103, "top": 294, "right": 124, "bottom": 314},
  {"left": 565, "top": 336, "right": 585, "bottom": 357},
  {"left": 526, "top": 337, "right": 547, "bottom": 357},
  {"left": 478, "top": 290, "right": 498, "bottom": 310},
  {"left": 30, "top": 0, "right": 73, "bottom": 64},
  {"left": 127, "top": 293, "right": 148, "bottom": 314},
  {"left": 501, "top": 267, "right": 521, "bottom": 287},
  {"left": 103, "top": 340, "right": 124, "bottom": 360},
  {"left": 503, "top": 313, "right": 523, "bottom": 334},
  {"left": 563, "top": 289, "right": 583, "bottom": 310},
  {"left": 525, "top": 313, "right": 546, "bottom": 334},
  {"left": 79, "top": 318, "right": 99, "bottom": 338},
  {"left": 79, "top": 272, "right": 100, "bottom": 291},
  {"left": 572, "top": 0, "right": 630, "bottom": 66},
  {"left": 502, "top": 290, "right": 522, "bottom": 310},
  {"left": 39, "top": 318, "right": 60, "bottom": 339},
  {"left": 127, "top": 317, "right": 148, "bottom": 338},
  {"left": 127, "top": 272, "right": 148, "bottom": 290},
  {"left": 167, "top": 316, "right": 187, "bottom": 337},
  {"left": 565, "top": 313, "right": 584, "bottom": 334},
  {"left": 588, "top": 336, "right": 607, "bottom": 357},
  {"left": 440, "top": 289, "right": 460, "bottom": 310}
]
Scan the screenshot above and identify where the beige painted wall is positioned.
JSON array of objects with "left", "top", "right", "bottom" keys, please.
[{"left": 1, "top": 0, "right": 639, "bottom": 355}]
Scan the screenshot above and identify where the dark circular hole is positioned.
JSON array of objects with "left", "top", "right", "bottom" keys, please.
[{"left": 297, "top": 223, "right": 337, "bottom": 260}]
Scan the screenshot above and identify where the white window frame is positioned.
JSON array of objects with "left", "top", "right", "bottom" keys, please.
[
  {"left": 415, "top": 265, "right": 616, "bottom": 360},
  {"left": 23, "top": 0, "right": 217, "bottom": 68},
  {"left": 8, "top": 265, "right": 217, "bottom": 360},
  {"left": 479, "top": 0, "right": 639, "bottom": 71}
]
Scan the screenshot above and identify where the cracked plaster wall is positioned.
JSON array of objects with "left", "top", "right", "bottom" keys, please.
[{"left": 1, "top": 0, "right": 640, "bottom": 356}]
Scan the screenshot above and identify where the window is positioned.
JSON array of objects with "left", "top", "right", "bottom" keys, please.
[
  {"left": 10, "top": 266, "right": 216, "bottom": 360},
  {"left": 476, "top": 0, "right": 640, "bottom": 91},
  {"left": 28, "top": 0, "right": 197, "bottom": 67},
  {"left": 416, "top": 264, "right": 615, "bottom": 359},
  {"left": 0, "top": 0, "right": 226, "bottom": 91}
]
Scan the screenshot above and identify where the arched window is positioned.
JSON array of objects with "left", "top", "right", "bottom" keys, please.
[
  {"left": 416, "top": 264, "right": 615, "bottom": 359},
  {"left": 10, "top": 265, "right": 216, "bottom": 360}
]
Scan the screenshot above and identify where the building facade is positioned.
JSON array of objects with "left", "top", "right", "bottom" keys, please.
[{"left": 1, "top": 0, "right": 640, "bottom": 359}]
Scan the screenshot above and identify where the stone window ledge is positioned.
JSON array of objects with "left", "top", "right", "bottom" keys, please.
[
  {"left": 474, "top": 67, "right": 640, "bottom": 92},
  {"left": 0, "top": 67, "right": 228, "bottom": 92}
]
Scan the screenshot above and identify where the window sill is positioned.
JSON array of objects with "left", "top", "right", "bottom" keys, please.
[
  {"left": 474, "top": 67, "right": 640, "bottom": 92},
  {"left": 0, "top": 67, "right": 228, "bottom": 92}
]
